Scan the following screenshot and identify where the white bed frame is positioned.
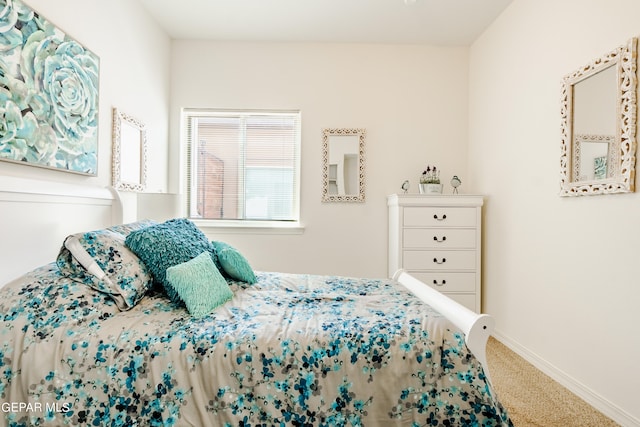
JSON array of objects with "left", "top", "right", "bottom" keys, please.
[{"left": 394, "top": 269, "right": 495, "bottom": 382}]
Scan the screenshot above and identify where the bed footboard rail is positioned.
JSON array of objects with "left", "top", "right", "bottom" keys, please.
[{"left": 393, "top": 269, "right": 495, "bottom": 382}]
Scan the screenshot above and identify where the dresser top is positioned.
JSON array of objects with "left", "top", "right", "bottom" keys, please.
[{"left": 387, "top": 194, "right": 484, "bottom": 207}]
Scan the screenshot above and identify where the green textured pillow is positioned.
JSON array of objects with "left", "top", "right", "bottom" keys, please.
[
  {"left": 125, "top": 218, "right": 216, "bottom": 302},
  {"left": 211, "top": 241, "right": 257, "bottom": 284},
  {"left": 165, "top": 251, "right": 233, "bottom": 317}
]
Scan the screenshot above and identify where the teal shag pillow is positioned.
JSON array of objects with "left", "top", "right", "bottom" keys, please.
[
  {"left": 211, "top": 241, "right": 257, "bottom": 284},
  {"left": 125, "top": 218, "right": 216, "bottom": 302},
  {"left": 166, "top": 251, "right": 233, "bottom": 317}
]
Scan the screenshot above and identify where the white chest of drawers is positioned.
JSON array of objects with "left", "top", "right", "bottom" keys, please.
[{"left": 388, "top": 194, "right": 484, "bottom": 313}]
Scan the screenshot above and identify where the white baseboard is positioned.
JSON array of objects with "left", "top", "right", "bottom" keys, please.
[{"left": 493, "top": 330, "right": 639, "bottom": 427}]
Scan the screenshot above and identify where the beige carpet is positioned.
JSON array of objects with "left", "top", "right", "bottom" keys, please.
[{"left": 486, "top": 337, "right": 619, "bottom": 427}]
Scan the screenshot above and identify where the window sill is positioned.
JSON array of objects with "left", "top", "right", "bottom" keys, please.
[{"left": 191, "top": 219, "right": 305, "bottom": 235}]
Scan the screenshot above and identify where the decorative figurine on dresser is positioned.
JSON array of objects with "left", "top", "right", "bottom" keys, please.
[
  {"left": 450, "top": 175, "right": 462, "bottom": 194},
  {"left": 387, "top": 194, "right": 484, "bottom": 313}
]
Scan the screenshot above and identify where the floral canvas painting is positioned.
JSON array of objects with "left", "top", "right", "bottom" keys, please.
[
  {"left": 594, "top": 155, "right": 607, "bottom": 180},
  {"left": 0, "top": 0, "right": 99, "bottom": 175}
]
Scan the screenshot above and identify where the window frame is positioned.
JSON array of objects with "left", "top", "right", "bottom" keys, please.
[{"left": 182, "top": 108, "right": 303, "bottom": 233}]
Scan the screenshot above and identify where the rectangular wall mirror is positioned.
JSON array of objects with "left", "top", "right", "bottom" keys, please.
[
  {"left": 112, "top": 108, "right": 147, "bottom": 192},
  {"left": 322, "top": 128, "right": 366, "bottom": 202},
  {"left": 560, "top": 38, "right": 637, "bottom": 196}
]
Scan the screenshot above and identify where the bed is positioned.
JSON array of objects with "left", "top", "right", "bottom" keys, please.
[{"left": 0, "top": 218, "right": 512, "bottom": 426}]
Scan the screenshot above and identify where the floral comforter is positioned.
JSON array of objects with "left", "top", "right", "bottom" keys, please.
[{"left": 0, "top": 265, "right": 512, "bottom": 426}]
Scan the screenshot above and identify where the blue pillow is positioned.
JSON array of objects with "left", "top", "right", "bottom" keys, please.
[
  {"left": 166, "top": 251, "right": 233, "bottom": 318},
  {"left": 211, "top": 241, "right": 257, "bottom": 284},
  {"left": 125, "top": 218, "right": 216, "bottom": 302}
]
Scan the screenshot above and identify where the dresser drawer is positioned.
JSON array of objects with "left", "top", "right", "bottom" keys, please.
[
  {"left": 403, "top": 250, "right": 476, "bottom": 270},
  {"left": 407, "top": 272, "right": 476, "bottom": 292},
  {"left": 444, "top": 293, "right": 477, "bottom": 312},
  {"left": 404, "top": 207, "right": 476, "bottom": 227},
  {"left": 403, "top": 228, "right": 476, "bottom": 249}
]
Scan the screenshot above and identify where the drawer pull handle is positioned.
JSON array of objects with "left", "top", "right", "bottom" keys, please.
[
  {"left": 433, "top": 257, "right": 446, "bottom": 264},
  {"left": 433, "top": 214, "right": 447, "bottom": 221},
  {"left": 433, "top": 236, "right": 447, "bottom": 243},
  {"left": 433, "top": 279, "right": 446, "bottom": 287}
]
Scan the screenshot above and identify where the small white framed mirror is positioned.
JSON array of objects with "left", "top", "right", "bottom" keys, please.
[
  {"left": 560, "top": 38, "right": 638, "bottom": 196},
  {"left": 112, "top": 108, "right": 147, "bottom": 192},
  {"left": 321, "top": 128, "right": 366, "bottom": 202}
]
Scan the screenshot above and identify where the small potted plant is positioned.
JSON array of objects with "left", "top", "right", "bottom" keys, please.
[{"left": 419, "top": 165, "right": 443, "bottom": 194}]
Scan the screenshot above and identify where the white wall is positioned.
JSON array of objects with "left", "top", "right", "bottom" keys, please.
[
  {"left": 469, "top": 0, "right": 640, "bottom": 424},
  {"left": 169, "top": 41, "right": 470, "bottom": 278},
  {"left": 0, "top": 0, "right": 171, "bottom": 285}
]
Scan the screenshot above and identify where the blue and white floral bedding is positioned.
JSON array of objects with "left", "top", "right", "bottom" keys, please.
[{"left": 0, "top": 264, "right": 512, "bottom": 426}]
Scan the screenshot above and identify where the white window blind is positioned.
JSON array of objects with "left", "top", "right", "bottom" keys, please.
[{"left": 183, "top": 109, "right": 301, "bottom": 223}]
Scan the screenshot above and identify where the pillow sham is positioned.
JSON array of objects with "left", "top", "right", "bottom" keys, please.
[
  {"left": 165, "top": 251, "right": 233, "bottom": 318},
  {"left": 56, "top": 229, "right": 153, "bottom": 310},
  {"left": 106, "top": 219, "right": 157, "bottom": 236},
  {"left": 125, "top": 218, "right": 216, "bottom": 302},
  {"left": 211, "top": 241, "right": 257, "bottom": 284}
]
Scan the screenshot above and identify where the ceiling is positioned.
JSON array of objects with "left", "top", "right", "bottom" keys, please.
[{"left": 138, "top": 0, "right": 513, "bottom": 46}]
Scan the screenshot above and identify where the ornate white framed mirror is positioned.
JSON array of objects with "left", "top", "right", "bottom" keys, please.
[
  {"left": 560, "top": 37, "right": 638, "bottom": 196},
  {"left": 321, "top": 128, "right": 366, "bottom": 202},
  {"left": 112, "top": 108, "right": 147, "bottom": 192}
]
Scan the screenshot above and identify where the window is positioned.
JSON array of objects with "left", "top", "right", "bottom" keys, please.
[{"left": 183, "top": 109, "right": 301, "bottom": 225}]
